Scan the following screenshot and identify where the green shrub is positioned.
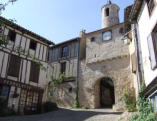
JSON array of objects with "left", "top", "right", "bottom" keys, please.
[
  {"left": 129, "top": 82, "right": 157, "bottom": 121},
  {"left": 0, "top": 97, "right": 18, "bottom": 117},
  {"left": 122, "top": 90, "right": 136, "bottom": 111},
  {"left": 0, "top": 108, "right": 18, "bottom": 117},
  {"left": 74, "top": 95, "right": 79, "bottom": 108},
  {"left": 43, "top": 101, "right": 58, "bottom": 113},
  {"left": 0, "top": 97, "right": 7, "bottom": 109}
]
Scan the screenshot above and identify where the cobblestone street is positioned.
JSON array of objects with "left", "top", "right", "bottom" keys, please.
[{"left": 0, "top": 108, "right": 122, "bottom": 121}]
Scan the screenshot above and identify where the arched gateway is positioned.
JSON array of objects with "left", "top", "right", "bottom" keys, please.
[
  {"left": 100, "top": 77, "right": 115, "bottom": 108},
  {"left": 94, "top": 77, "right": 115, "bottom": 108}
]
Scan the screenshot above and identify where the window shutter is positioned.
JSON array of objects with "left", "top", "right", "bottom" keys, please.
[
  {"left": 131, "top": 53, "right": 136, "bottom": 73},
  {"left": 29, "top": 62, "right": 40, "bottom": 83},
  {"left": 8, "top": 55, "right": 21, "bottom": 77},
  {"left": 147, "top": 34, "right": 157, "bottom": 69}
]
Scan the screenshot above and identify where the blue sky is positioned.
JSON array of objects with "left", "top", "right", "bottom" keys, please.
[{"left": 2, "top": 0, "right": 133, "bottom": 44}]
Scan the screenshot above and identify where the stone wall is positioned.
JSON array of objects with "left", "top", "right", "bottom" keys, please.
[
  {"left": 102, "top": 4, "right": 120, "bottom": 28},
  {"left": 47, "top": 58, "right": 78, "bottom": 107},
  {"left": 78, "top": 56, "right": 136, "bottom": 111},
  {"left": 78, "top": 23, "right": 137, "bottom": 111},
  {"left": 85, "top": 24, "right": 128, "bottom": 64},
  {"left": 48, "top": 58, "right": 78, "bottom": 80},
  {"left": 48, "top": 81, "right": 76, "bottom": 108}
]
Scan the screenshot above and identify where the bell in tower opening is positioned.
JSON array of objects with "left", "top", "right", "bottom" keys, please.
[{"left": 101, "top": 0, "right": 120, "bottom": 28}]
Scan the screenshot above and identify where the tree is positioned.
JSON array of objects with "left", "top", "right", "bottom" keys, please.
[{"left": 0, "top": 0, "right": 17, "bottom": 14}]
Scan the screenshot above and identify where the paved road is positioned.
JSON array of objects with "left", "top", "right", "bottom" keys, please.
[{"left": 0, "top": 108, "right": 122, "bottom": 121}]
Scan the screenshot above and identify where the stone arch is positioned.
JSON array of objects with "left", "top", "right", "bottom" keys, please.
[{"left": 93, "top": 76, "right": 116, "bottom": 108}]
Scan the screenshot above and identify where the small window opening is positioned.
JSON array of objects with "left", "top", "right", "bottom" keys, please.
[
  {"left": 8, "top": 30, "right": 16, "bottom": 42},
  {"left": 29, "top": 40, "right": 37, "bottom": 50},
  {"left": 105, "top": 8, "right": 109, "bottom": 16},
  {"left": 91, "top": 37, "right": 95, "bottom": 42},
  {"left": 61, "top": 46, "right": 69, "bottom": 57},
  {"left": 69, "top": 87, "right": 72, "bottom": 93},
  {"left": 147, "top": 0, "right": 155, "bottom": 14},
  {"left": 119, "top": 27, "right": 124, "bottom": 34}
]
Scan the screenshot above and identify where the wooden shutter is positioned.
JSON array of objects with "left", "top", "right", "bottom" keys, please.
[
  {"left": 8, "top": 55, "right": 21, "bottom": 77},
  {"left": 147, "top": 34, "right": 157, "bottom": 69},
  {"left": 131, "top": 53, "right": 136, "bottom": 73},
  {"left": 29, "top": 62, "right": 40, "bottom": 83}
]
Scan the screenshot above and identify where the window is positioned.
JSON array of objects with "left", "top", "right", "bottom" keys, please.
[
  {"left": 29, "top": 62, "right": 40, "bottom": 83},
  {"left": 102, "top": 30, "right": 112, "bottom": 41},
  {"left": 119, "top": 27, "right": 124, "bottom": 34},
  {"left": 69, "top": 87, "right": 72, "bottom": 93},
  {"left": 147, "top": 0, "right": 155, "bottom": 15},
  {"left": 61, "top": 46, "right": 69, "bottom": 58},
  {"left": 147, "top": 24, "right": 157, "bottom": 69},
  {"left": 8, "top": 30, "right": 16, "bottom": 42},
  {"left": 91, "top": 37, "right": 95, "bottom": 42},
  {"left": 60, "top": 62, "right": 66, "bottom": 74},
  {"left": 8, "top": 55, "right": 21, "bottom": 77},
  {"left": 29, "top": 40, "right": 37, "bottom": 50},
  {"left": 150, "top": 93, "right": 157, "bottom": 112},
  {"left": 105, "top": 8, "right": 109, "bottom": 16},
  {"left": 0, "top": 85, "right": 10, "bottom": 102}
]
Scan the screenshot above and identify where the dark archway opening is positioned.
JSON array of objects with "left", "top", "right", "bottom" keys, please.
[{"left": 100, "top": 77, "right": 115, "bottom": 108}]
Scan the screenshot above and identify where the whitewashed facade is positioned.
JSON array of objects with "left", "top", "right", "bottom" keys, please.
[{"left": 130, "top": 0, "right": 157, "bottom": 112}]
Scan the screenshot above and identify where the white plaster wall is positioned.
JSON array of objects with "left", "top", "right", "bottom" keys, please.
[
  {"left": 29, "top": 49, "right": 35, "bottom": 57},
  {"left": 138, "top": 2, "right": 157, "bottom": 86},
  {"left": 25, "top": 38, "right": 30, "bottom": 52},
  {"left": 8, "top": 86, "right": 15, "bottom": 108},
  {"left": 14, "top": 34, "right": 21, "bottom": 50},
  {"left": 4, "top": 27, "right": 9, "bottom": 36},
  {"left": 20, "top": 36, "right": 26, "bottom": 50},
  {"left": 1, "top": 53, "right": 8, "bottom": 78},
  {"left": 38, "top": 62, "right": 48, "bottom": 88},
  {"left": 0, "top": 51, "right": 4, "bottom": 74},
  {"left": 25, "top": 61, "right": 31, "bottom": 84},
  {"left": 21, "top": 60, "right": 27, "bottom": 83},
  {"left": 35, "top": 43, "right": 40, "bottom": 59},
  {"left": 39, "top": 45, "right": 43, "bottom": 60},
  {"left": 43, "top": 46, "right": 47, "bottom": 61}
]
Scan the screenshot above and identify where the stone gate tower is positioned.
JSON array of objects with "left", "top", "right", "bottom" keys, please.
[{"left": 102, "top": 0, "right": 120, "bottom": 28}]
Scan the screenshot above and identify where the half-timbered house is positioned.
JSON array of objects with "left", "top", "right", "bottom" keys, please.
[{"left": 0, "top": 16, "right": 54, "bottom": 114}]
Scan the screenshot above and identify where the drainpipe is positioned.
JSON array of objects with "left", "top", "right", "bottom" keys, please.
[
  {"left": 133, "top": 21, "right": 145, "bottom": 90},
  {"left": 76, "top": 38, "right": 80, "bottom": 106}
]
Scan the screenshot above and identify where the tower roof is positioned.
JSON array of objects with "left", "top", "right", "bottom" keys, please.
[
  {"left": 101, "top": 2, "right": 120, "bottom": 11},
  {"left": 108, "top": 0, "right": 112, "bottom": 4}
]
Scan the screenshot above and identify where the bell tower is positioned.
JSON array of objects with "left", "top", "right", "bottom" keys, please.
[{"left": 101, "top": 0, "right": 120, "bottom": 28}]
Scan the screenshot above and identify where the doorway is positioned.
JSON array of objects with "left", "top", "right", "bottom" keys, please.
[{"left": 100, "top": 77, "right": 115, "bottom": 108}]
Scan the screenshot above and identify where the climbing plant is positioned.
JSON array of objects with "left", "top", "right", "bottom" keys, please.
[
  {"left": 122, "top": 89, "right": 136, "bottom": 112},
  {"left": 45, "top": 73, "right": 69, "bottom": 100},
  {"left": 129, "top": 82, "right": 157, "bottom": 121}
]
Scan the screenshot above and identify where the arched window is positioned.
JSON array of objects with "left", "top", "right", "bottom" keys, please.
[{"left": 105, "top": 8, "right": 109, "bottom": 16}]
